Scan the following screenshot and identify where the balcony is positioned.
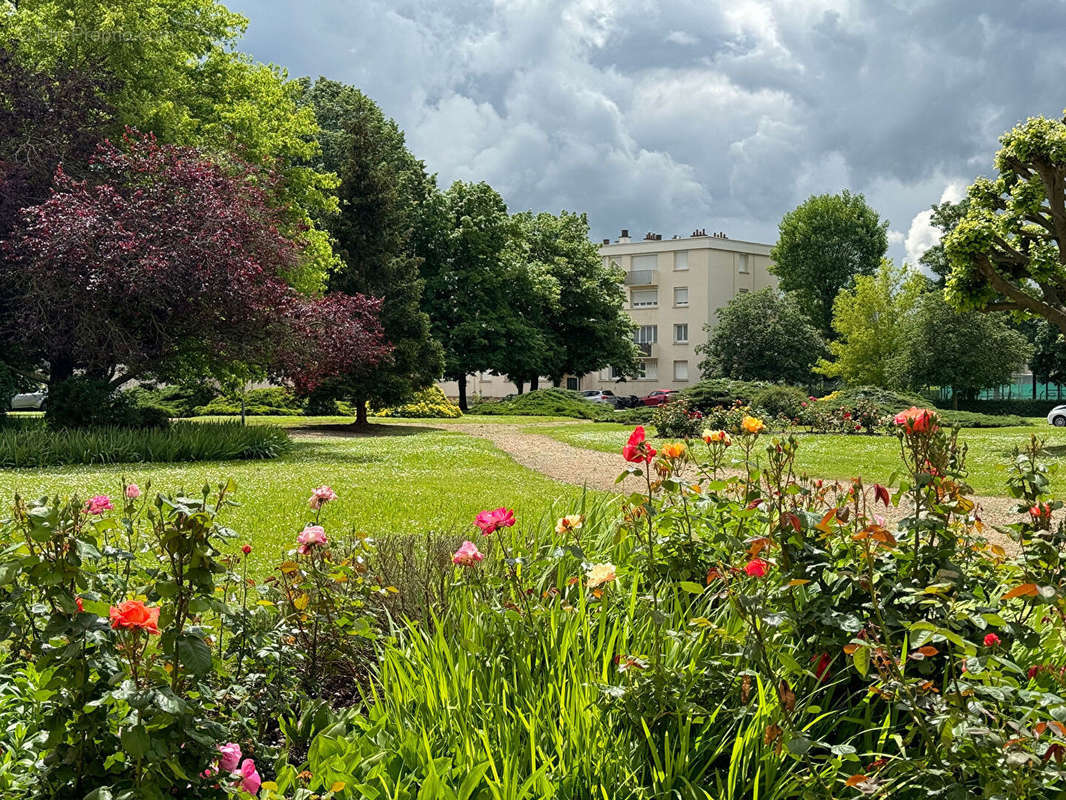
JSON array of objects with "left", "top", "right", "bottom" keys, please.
[
  {"left": 624, "top": 269, "right": 658, "bottom": 286},
  {"left": 636, "top": 342, "right": 655, "bottom": 357}
]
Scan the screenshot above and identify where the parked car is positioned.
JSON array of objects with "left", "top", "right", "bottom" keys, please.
[
  {"left": 1048, "top": 405, "right": 1066, "bottom": 427},
  {"left": 581, "top": 389, "right": 622, "bottom": 408},
  {"left": 640, "top": 389, "right": 679, "bottom": 407},
  {"left": 10, "top": 389, "right": 47, "bottom": 411}
]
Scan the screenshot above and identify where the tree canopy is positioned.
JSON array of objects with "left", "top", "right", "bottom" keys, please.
[
  {"left": 697, "top": 288, "right": 825, "bottom": 385},
  {"left": 816, "top": 260, "right": 928, "bottom": 388},
  {"left": 944, "top": 112, "right": 1066, "bottom": 335},
  {"left": 770, "top": 190, "right": 889, "bottom": 334}
]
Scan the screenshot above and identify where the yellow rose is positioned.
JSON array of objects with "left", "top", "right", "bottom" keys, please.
[
  {"left": 586, "top": 563, "right": 617, "bottom": 589},
  {"left": 555, "top": 514, "right": 584, "bottom": 535},
  {"left": 661, "top": 442, "right": 687, "bottom": 460},
  {"left": 741, "top": 416, "right": 765, "bottom": 434}
]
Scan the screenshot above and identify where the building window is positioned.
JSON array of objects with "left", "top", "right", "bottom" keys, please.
[
  {"left": 673, "top": 360, "right": 689, "bottom": 381},
  {"left": 737, "top": 253, "right": 750, "bottom": 274},
  {"left": 673, "top": 323, "right": 688, "bottom": 344},
  {"left": 632, "top": 254, "right": 658, "bottom": 270},
  {"left": 638, "top": 359, "right": 658, "bottom": 380},
  {"left": 673, "top": 286, "right": 689, "bottom": 307},
  {"left": 738, "top": 287, "right": 749, "bottom": 294},
  {"left": 631, "top": 288, "right": 658, "bottom": 308},
  {"left": 674, "top": 250, "right": 688, "bottom": 271},
  {"left": 635, "top": 325, "right": 658, "bottom": 344}
]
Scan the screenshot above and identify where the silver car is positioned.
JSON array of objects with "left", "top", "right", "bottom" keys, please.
[
  {"left": 1048, "top": 404, "right": 1066, "bottom": 427},
  {"left": 9, "top": 390, "right": 47, "bottom": 411}
]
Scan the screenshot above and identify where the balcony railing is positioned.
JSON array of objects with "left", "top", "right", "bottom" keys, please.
[
  {"left": 625, "top": 269, "right": 658, "bottom": 286},
  {"left": 636, "top": 342, "right": 654, "bottom": 357}
]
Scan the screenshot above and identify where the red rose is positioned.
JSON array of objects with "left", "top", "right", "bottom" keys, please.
[
  {"left": 744, "top": 558, "right": 769, "bottom": 578},
  {"left": 242, "top": 544, "right": 252, "bottom": 555},
  {"left": 109, "top": 600, "right": 161, "bottom": 635},
  {"left": 622, "top": 426, "right": 656, "bottom": 464},
  {"left": 983, "top": 632, "right": 1001, "bottom": 647}
]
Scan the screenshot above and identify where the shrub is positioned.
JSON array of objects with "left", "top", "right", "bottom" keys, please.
[
  {"left": 125, "top": 384, "right": 217, "bottom": 418},
  {"left": 610, "top": 406, "right": 655, "bottom": 425},
  {"left": 0, "top": 421, "right": 290, "bottom": 467},
  {"left": 650, "top": 396, "right": 704, "bottom": 439},
  {"left": 936, "top": 397, "right": 1061, "bottom": 418},
  {"left": 683, "top": 378, "right": 770, "bottom": 412},
  {"left": 373, "top": 386, "right": 462, "bottom": 419},
  {"left": 45, "top": 377, "right": 140, "bottom": 429},
  {"left": 194, "top": 387, "right": 305, "bottom": 417},
  {"left": 751, "top": 385, "right": 809, "bottom": 419},
  {"left": 468, "top": 388, "right": 607, "bottom": 419}
]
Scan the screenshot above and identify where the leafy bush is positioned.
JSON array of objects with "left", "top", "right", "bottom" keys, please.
[
  {"left": 373, "top": 386, "right": 462, "bottom": 419},
  {"left": 751, "top": 385, "right": 809, "bottom": 419},
  {"left": 0, "top": 421, "right": 290, "bottom": 467},
  {"left": 194, "top": 387, "right": 305, "bottom": 417},
  {"left": 650, "top": 395, "right": 704, "bottom": 439},
  {"left": 468, "top": 388, "right": 608, "bottom": 419},
  {"left": 683, "top": 378, "right": 770, "bottom": 412},
  {"left": 125, "top": 384, "right": 217, "bottom": 418},
  {"left": 814, "top": 387, "right": 1029, "bottom": 430},
  {"left": 610, "top": 406, "right": 655, "bottom": 425}
]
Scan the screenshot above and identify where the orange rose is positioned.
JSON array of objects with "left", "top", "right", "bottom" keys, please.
[
  {"left": 661, "top": 442, "right": 687, "bottom": 460},
  {"left": 109, "top": 600, "right": 161, "bottom": 635}
]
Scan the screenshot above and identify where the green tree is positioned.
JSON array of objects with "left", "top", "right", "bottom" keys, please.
[
  {"left": 419, "top": 181, "right": 544, "bottom": 410},
  {"left": 300, "top": 79, "right": 443, "bottom": 425},
  {"left": 0, "top": 0, "right": 337, "bottom": 291},
  {"left": 816, "top": 260, "right": 929, "bottom": 387},
  {"left": 1027, "top": 319, "right": 1066, "bottom": 388},
  {"left": 697, "top": 288, "right": 825, "bottom": 384},
  {"left": 945, "top": 112, "right": 1066, "bottom": 335},
  {"left": 770, "top": 190, "right": 889, "bottom": 334},
  {"left": 507, "top": 211, "right": 639, "bottom": 391},
  {"left": 900, "top": 292, "right": 1031, "bottom": 407}
]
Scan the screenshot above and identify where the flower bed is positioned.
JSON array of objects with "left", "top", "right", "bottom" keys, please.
[{"left": 4, "top": 409, "right": 1066, "bottom": 797}]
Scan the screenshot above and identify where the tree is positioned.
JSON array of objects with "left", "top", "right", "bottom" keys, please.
[
  {"left": 770, "top": 190, "right": 889, "bottom": 334},
  {"left": 696, "top": 288, "right": 826, "bottom": 385},
  {"left": 1026, "top": 319, "right": 1066, "bottom": 389},
  {"left": 816, "top": 260, "right": 929, "bottom": 387},
  {"left": 1, "top": 0, "right": 339, "bottom": 291},
  {"left": 0, "top": 133, "right": 388, "bottom": 400},
  {"left": 300, "top": 79, "right": 443, "bottom": 425},
  {"left": 944, "top": 113, "right": 1066, "bottom": 335},
  {"left": 418, "top": 181, "right": 539, "bottom": 410},
  {"left": 507, "top": 211, "right": 639, "bottom": 391},
  {"left": 899, "top": 292, "right": 1031, "bottom": 407},
  {"left": 918, "top": 199, "right": 969, "bottom": 285}
]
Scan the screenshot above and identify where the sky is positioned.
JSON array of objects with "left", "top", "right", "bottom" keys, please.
[{"left": 228, "top": 0, "right": 1066, "bottom": 266}]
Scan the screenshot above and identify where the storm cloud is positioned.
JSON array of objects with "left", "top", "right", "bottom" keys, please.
[{"left": 229, "top": 0, "right": 1066, "bottom": 262}]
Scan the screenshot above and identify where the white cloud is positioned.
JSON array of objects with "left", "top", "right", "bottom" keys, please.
[
  {"left": 887, "top": 230, "right": 905, "bottom": 245},
  {"left": 665, "top": 30, "right": 698, "bottom": 46},
  {"left": 904, "top": 182, "right": 967, "bottom": 267}
]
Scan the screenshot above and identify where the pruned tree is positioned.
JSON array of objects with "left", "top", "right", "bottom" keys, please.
[{"left": 945, "top": 113, "right": 1066, "bottom": 333}]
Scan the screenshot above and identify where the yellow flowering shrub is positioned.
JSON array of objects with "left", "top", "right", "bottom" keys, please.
[{"left": 373, "top": 387, "right": 462, "bottom": 419}]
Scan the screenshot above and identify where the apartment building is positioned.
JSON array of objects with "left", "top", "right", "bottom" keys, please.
[
  {"left": 579, "top": 228, "right": 776, "bottom": 393},
  {"left": 438, "top": 228, "right": 775, "bottom": 400}
]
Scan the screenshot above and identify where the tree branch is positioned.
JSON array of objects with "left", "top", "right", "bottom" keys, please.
[{"left": 978, "top": 254, "right": 1066, "bottom": 334}]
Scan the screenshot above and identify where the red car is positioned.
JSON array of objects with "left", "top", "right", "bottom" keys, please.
[{"left": 640, "top": 390, "right": 679, "bottom": 407}]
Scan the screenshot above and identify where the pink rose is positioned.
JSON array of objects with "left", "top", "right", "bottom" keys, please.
[
  {"left": 84, "top": 495, "right": 113, "bottom": 515},
  {"left": 308, "top": 485, "right": 337, "bottom": 510},
  {"left": 217, "top": 742, "right": 242, "bottom": 773},
  {"left": 297, "top": 524, "right": 328, "bottom": 555},
  {"left": 474, "top": 507, "right": 515, "bottom": 536},
  {"left": 452, "top": 540, "right": 484, "bottom": 567},
  {"left": 239, "top": 758, "right": 261, "bottom": 795},
  {"left": 125, "top": 484, "right": 141, "bottom": 499},
  {"left": 744, "top": 558, "right": 769, "bottom": 578}
]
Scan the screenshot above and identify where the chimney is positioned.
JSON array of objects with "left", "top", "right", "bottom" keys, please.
[
  {"left": 619, "top": 228, "right": 630, "bottom": 243},
  {"left": 602, "top": 238, "right": 610, "bottom": 245}
]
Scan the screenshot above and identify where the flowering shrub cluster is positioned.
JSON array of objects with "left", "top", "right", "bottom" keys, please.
[
  {"left": 372, "top": 386, "right": 462, "bottom": 419},
  {"left": 798, "top": 395, "right": 884, "bottom": 434},
  {"left": 650, "top": 395, "right": 704, "bottom": 439}
]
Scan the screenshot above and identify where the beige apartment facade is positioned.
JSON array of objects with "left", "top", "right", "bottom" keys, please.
[
  {"left": 438, "top": 229, "right": 775, "bottom": 400},
  {"left": 580, "top": 230, "right": 776, "bottom": 394}
]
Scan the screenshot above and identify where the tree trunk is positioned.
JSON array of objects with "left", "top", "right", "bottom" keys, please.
[
  {"left": 530, "top": 375, "right": 539, "bottom": 391},
  {"left": 552, "top": 376, "right": 562, "bottom": 388},
  {"left": 515, "top": 379, "right": 525, "bottom": 395},
  {"left": 458, "top": 375, "right": 468, "bottom": 411},
  {"left": 355, "top": 399, "right": 368, "bottom": 427},
  {"left": 952, "top": 390, "right": 959, "bottom": 410}
]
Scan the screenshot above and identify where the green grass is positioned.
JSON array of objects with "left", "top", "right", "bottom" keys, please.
[
  {"left": 0, "top": 425, "right": 599, "bottom": 568},
  {"left": 192, "top": 414, "right": 572, "bottom": 427},
  {"left": 529, "top": 418, "right": 1066, "bottom": 495}
]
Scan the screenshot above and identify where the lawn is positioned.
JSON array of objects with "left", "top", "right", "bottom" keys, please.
[
  {"left": 528, "top": 418, "right": 1066, "bottom": 495},
  {"left": 0, "top": 423, "right": 600, "bottom": 568}
]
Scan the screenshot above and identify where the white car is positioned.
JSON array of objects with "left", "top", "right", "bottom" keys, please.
[
  {"left": 9, "top": 390, "right": 47, "bottom": 411},
  {"left": 1048, "top": 405, "right": 1066, "bottom": 427},
  {"left": 580, "top": 389, "right": 619, "bottom": 407}
]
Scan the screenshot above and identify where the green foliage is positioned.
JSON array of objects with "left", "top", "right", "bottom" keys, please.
[
  {"left": 373, "top": 386, "right": 462, "bottom": 419},
  {"left": 46, "top": 377, "right": 171, "bottom": 430},
  {"left": 751, "top": 385, "right": 809, "bottom": 419},
  {"left": 817, "top": 386, "right": 1029, "bottom": 430},
  {"left": 900, "top": 291, "right": 1032, "bottom": 399},
  {"left": 650, "top": 396, "right": 704, "bottom": 439},
  {"left": 942, "top": 398, "right": 1064, "bottom": 418},
  {"left": 302, "top": 79, "right": 443, "bottom": 418},
  {"left": 0, "top": 421, "right": 290, "bottom": 467},
  {"left": 697, "top": 289, "right": 825, "bottom": 384},
  {"left": 468, "top": 388, "right": 607, "bottom": 420},
  {"left": 684, "top": 378, "right": 771, "bottom": 411},
  {"left": 770, "top": 190, "right": 889, "bottom": 333},
  {"left": 945, "top": 112, "right": 1066, "bottom": 334},
  {"left": 193, "top": 388, "right": 305, "bottom": 417},
  {"left": 918, "top": 198, "right": 969, "bottom": 285},
  {"left": 126, "top": 385, "right": 218, "bottom": 418},
  {"left": 817, "top": 260, "right": 928, "bottom": 387}
]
